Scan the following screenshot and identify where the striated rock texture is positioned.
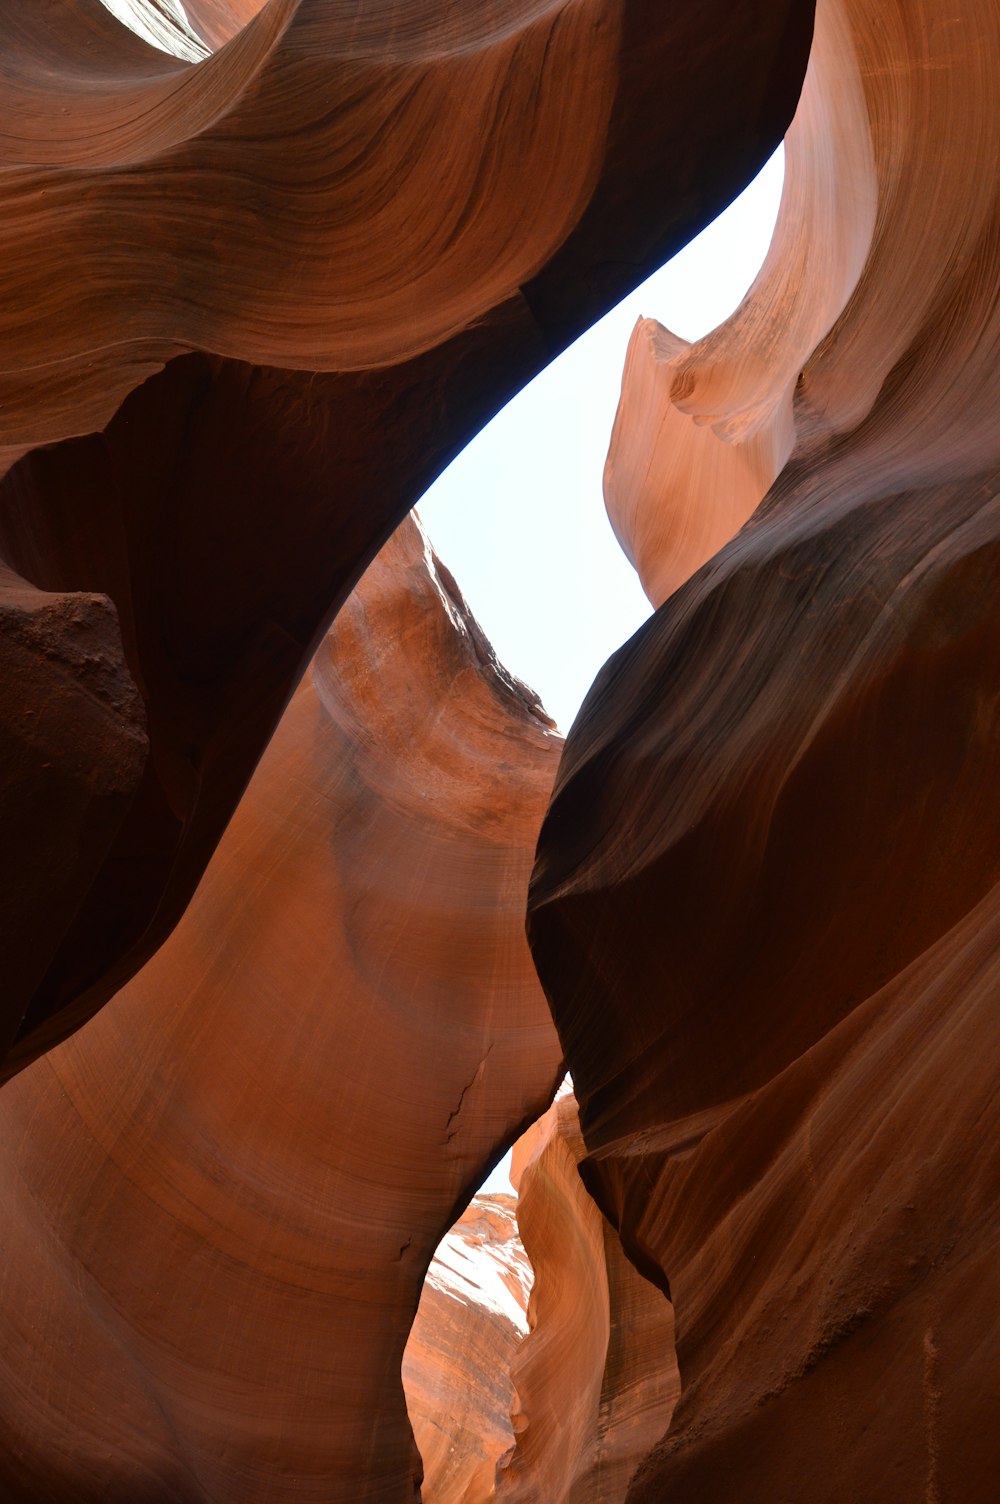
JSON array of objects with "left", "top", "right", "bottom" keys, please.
[
  {"left": 0, "top": 515, "right": 563, "bottom": 1503},
  {"left": 496, "top": 1089, "right": 678, "bottom": 1504},
  {"left": 531, "top": 0, "right": 1000, "bottom": 1500},
  {"left": 404, "top": 1194, "right": 531, "bottom": 1504},
  {"left": 0, "top": 0, "right": 813, "bottom": 1079}
]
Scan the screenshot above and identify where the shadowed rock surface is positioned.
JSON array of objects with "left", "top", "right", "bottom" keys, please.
[
  {"left": 530, "top": 0, "right": 1000, "bottom": 1499},
  {"left": 0, "top": 516, "right": 563, "bottom": 1503},
  {"left": 0, "top": 0, "right": 813, "bottom": 1078}
]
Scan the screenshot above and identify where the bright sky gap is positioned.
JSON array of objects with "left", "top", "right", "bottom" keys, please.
[
  {"left": 424, "top": 147, "right": 787, "bottom": 1192},
  {"left": 419, "top": 145, "right": 785, "bottom": 740}
]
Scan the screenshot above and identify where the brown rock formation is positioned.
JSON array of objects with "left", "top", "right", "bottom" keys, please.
[
  {"left": 404, "top": 1194, "right": 531, "bottom": 1504},
  {"left": 604, "top": 0, "right": 876, "bottom": 606},
  {"left": 0, "top": 568, "right": 146, "bottom": 1052},
  {"left": 530, "top": 0, "right": 1000, "bottom": 1499},
  {"left": 0, "top": 0, "right": 814, "bottom": 1079},
  {"left": 496, "top": 1089, "right": 677, "bottom": 1504},
  {"left": 0, "top": 515, "right": 563, "bottom": 1503}
]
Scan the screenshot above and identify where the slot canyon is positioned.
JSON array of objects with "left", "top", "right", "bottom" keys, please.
[{"left": 0, "top": 1, "right": 997, "bottom": 1501}]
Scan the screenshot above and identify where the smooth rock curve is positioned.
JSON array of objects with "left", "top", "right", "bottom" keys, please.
[
  {"left": 0, "top": 0, "right": 814, "bottom": 1079},
  {"left": 531, "top": 0, "right": 1000, "bottom": 1498},
  {"left": 0, "top": 515, "right": 563, "bottom": 1503},
  {"left": 405, "top": 1194, "right": 531, "bottom": 1504}
]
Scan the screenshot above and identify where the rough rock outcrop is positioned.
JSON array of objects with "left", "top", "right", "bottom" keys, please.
[
  {"left": 496, "top": 1089, "right": 677, "bottom": 1504},
  {"left": 0, "top": 0, "right": 814, "bottom": 1079},
  {"left": 0, "top": 515, "right": 563, "bottom": 1503},
  {"left": 530, "top": 0, "right": 1000, "bottom": 1499},
  {"left": 404, "top": 1194, "right": 531, "bottom": 1504}
]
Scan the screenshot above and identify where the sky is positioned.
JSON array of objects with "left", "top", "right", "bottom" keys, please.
[
  {"left": 419, "top": 145, "right": 786, "bottom": 739},
  {"left": 98, "top": 0, "right": 208, "bottom": 58},
  {"left": 426, "top": 146, "right": 787, "bottom": 1194}
]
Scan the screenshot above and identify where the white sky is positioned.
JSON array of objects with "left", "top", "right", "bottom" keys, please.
[
  {"left": 419, "top": 145, "right": 785, "bottom": 738},
  {"left": 423, "top": 147, "right": 786, "bottom": 1195}
]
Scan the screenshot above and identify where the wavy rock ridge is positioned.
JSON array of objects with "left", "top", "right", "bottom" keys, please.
[
  {"left": 405, "top": 1194, "right": 531, "bottom": 1504},
  {"left": 496, "top": 1089, "right": 678, "bottom": 1504},
  {"left": 401, "top": 1089, "right": 678, "bottom": 1504},
  {"left": 531, "top": 0, "right": 1000, "bottom": 1499},
  {"left": 8, "top": 0, "right": 991, "bottom": 1498},
  {"left": 0, "top": 516, "right": 563, "bottom": 1503},
  {"left": 0, "top": 0, "right": 813, "bottom": 1080}
]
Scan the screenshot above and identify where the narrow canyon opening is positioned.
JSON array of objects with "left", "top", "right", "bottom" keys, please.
[
  {"left": 417, "top": 144, "right": 786, "bottom": 733},
  {"left": 96, "top": 0, "right": 267, "bottom": 57},
  {"left": 401, "top": 151, "right": 788, "bottom": 1499},
  {"left": 6, "top": 2, "right": 996, "bottom": 1500}
]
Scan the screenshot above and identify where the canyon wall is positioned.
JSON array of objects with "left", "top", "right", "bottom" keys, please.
[
  {"left": 530, "top": 0, "right": 1000, "bottom": 1499},
  {"left": 0, "top": 0, "right": 812, "bottom": 1079},
  {"left": 404, "top": 1194, "right": 530, "bottom": 1504},
  {"left": 3, "top": 0, "right": 994, "bottom": 1498},
  {"left": 0, "top": 517, "right": 563, "bottom": 1503},
  {"left": 496, "top": 1089, "right": 678, "bottom": 1504}
]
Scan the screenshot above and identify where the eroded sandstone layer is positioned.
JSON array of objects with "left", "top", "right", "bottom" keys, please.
[
  {"left": 404, "top": 1194, "right": 531, "bottom": 1504},
  {"left": 496, "top": 1089, "right": 678, "bottom": 1504},
  {"left": 0, "top": 0, "right": 813, "bottom": 1078},
  {"left": 530, "top": 0, "right": 1000, "bottom": 1499},
  {"left": 0, "top": 516, "right": 563, "bottom": 1503}
]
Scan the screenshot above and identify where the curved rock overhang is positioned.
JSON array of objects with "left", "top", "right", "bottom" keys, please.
[
  {"left": 0, "top": 0, "right": 814, "bottom": 1079},
  {"left": 530, "top": 1, "right": 1000, "bottom": 1497}
]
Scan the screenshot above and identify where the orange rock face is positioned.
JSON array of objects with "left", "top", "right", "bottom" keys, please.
[
  {"left": 0, "top": 0, "right": 812, "bottom": 1077},
  {"left": 11, "top": 1, "right": 997, "bottom": 1498},
  {"left": 404, "top": 1194, "right": 531, "bottom": 1504},
  {"left": 496, "top": 1090, "right": 678, "bottom": 1504},
  {"left": 0, "top": 516, "right": 563, "bottom": 1502},
  {"left": 604, "top": 0, "right": 876, "bottom": 606},
  {"left": 531, "top": 0, "right": 1000, "bottom": 1499}
]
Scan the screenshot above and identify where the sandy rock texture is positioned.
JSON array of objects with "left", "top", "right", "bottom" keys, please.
[
  {"left": 404, "top": 1194, "right": 531, "bottom": 1504},
  {"left": 0, "top": 515, "right": 563, "bottom": 1503},
  {"left": 0, "top": 0, "right": 813, "bottom": 1079},
  {"left": 530, "top": 0, "right": 1000, "bottom": 1499},
  {"left": 496, "top": 1089, "right": 678, "bottom": 1504}
]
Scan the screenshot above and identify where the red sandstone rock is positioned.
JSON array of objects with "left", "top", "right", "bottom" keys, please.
[
  {"left": 404, "top": 1194, "right": 531, "bottom": 1504},
  {"left": 496, "top": 1091, "right": 610, "bottom": 1504},
  {"left": 0, "top": 515, "right": 563, "bottom": 1502},
  {"left": 496, "top": 1089, "right": 677, "bottom": 1504},
  {"left": 530, "top": 1, "right": 1000, "bottom": 1499},
  {"left": 0, "top": 0, "right": 813, "bottom": 1079},
  {"left": 0, "top": 0, "right": 814, "bottom": 454}
]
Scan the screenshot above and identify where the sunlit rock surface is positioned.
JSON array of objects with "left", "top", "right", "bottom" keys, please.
[
  {"left": 0, "top": 0, "right": 813, "bottom": 1078},
  {"left": 405, "top": 1194, "right": 531, "bottom": 1504},
  {"left": 530, "top": 0, "right": 1000, "bottom": 1499},
  {"left": 496, "top": 1090, "right": 678, "bottom": 1504},
  {"left": 604, "top": 0, "right": 875, "bottom": 606},
  {"left": 0, "top": 516, "right": 563, "bottom": 1503}
]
